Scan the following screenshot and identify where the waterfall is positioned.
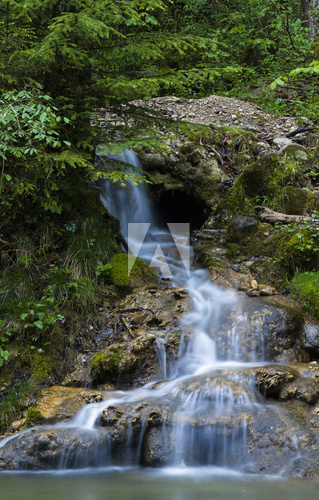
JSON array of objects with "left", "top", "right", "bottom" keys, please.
[
  {"left": 63, "top": 150, "right": 261, "bottom": 468},
  {"left": 0, "top": 150, "right": 306, "bottom": 474}
]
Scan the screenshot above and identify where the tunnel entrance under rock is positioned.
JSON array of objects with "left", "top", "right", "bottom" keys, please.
[{"left": 151, "top": 190, "right": 208, "bottom": 231}]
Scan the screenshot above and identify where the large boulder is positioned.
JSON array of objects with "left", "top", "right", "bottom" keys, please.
[
  {"left": 0, "top": 427, "right": 110, "bottom": 470},
  {"left": 214, "top": 295, "right": 307, "bottom": 363}
]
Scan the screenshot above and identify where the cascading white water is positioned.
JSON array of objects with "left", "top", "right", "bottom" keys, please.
[
  {"left": 0, "top": 150, "right": 273, "bottom": 470},
  {"left": 64, "top": 150, "right": 259, "bottom": 468}
]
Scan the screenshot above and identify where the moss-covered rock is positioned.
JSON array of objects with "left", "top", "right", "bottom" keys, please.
[
  {"left": 91, "top": 348, "right": 123, "bottom": 381},
  {"left": 233, "top": 155, "right": 280, "bottom": 200},
  {"left": 282, "top": 186, "right": 315, "bottom": 215},
  {"left": 109, "top": 254, "right": 157, "bottom": 293},
  {"left": 226, "top": 216, "right": 259, "bottom": 243},
  {"left": 90, "top": 334, "right": 160, "bottom": 387},
  {"left": 290, "top": 272, "right": 319, "bottom": 320},
  {"left": 224, "top": 154, "right": 311, "bottom": 215}
]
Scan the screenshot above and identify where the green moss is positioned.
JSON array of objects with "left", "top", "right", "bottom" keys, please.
[
  {"left": 25, "top": 406, "right": 44, "bottom": 427},
  {"left": 106, "top": 347, "right": 122, "bottom": 371},
  {"left": 290, "top": 272, "right": 319, "bottom": 320},
  {"left": 29, "top": 353, "right": 55, "bottom": 385},
  {"left": 225, "top": 243, "right": 239, "bottom": 261},
  {"left": 235, "top": 155, "right": 280, "bottom": 198},
  {"left": 90, "top": 353, "right": 107, "bottom": 379},
  {"left": 282, "top": 186, "right": 315, "bottom": 215},
  {"left": 109, "top": 253, "right": 157, "bottom": 293},
  {"left": 203, "top": 255, "right": 224, "bottom": 268},
  {"left": 91, "top": 347, "right": 123, "bottom": 381}
]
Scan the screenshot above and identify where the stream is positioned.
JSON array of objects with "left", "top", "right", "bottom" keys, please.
[{"left": 1, "top": 151, "right": 319, "bottom": 497}]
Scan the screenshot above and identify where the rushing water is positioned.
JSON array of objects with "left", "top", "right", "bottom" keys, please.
[{"left": 0, "top": 150, "right": 316, "bottom": 495}]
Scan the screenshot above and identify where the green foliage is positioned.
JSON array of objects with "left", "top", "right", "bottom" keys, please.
[
  {"left": 273, "top": 213, "right": 319, "bottom": 272},
  {"left": 63, "top": 217, "right": 117, "bottom": 280},
  {"left": 0, "top": 382, "right": 34, "bottom": 434},
  {"left": 25, "top": 406, "right": 43, "bottom": 427},
  {"left": 271, "top": 61, "right": 319, "bottom": 90},
  {"left": 290, "top": 271, "right": 319, "bottom": 319},
  {"left": 0, "top": 214, "right": 119, "bottom": 367},
  {"left": 283, "top": 229, "right": 319, "bottom": 271},
  {"left": 19, "top": 296, "right": 64, "bottom": 350}
]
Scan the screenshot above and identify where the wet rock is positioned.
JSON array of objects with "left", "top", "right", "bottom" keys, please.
[
  {"left": 216, "top": 295, "right": 306, "bottom": 362},
  {"left": 246, "top": 289, "right": 259, "bottom": 297},
  {"left": 28, "top": 386, "right": 104, "bottom": 425},
  {"left": 115, "top": 286, "right": 190, "bottom": 330},
  {"left": 243, "top": 405, "right": 317, "bottom": 475},
  {"left": 253, "top": 365, "right": 300, "bottom": 397},
  {"left": 301, "top": 321, "right": 319, "bottom": 359},
  {"left": 90, "top": 334, "right": 161, "bottom": 387},
  {"left": 176, "top": 373, "right": 252, "bottom": 399},
  {"left": 209, "top": 266, "right": 252, "bottom": 291},
  {"left": 279, "top": 378, "right": 319, "bottom": 405},
  {"left": 1, "top": 370, "right": 319, "bottom": 474},
  {"left": 0, "top": 427, "right": 110, "bottom": 470},
  {"left": 62, "top": 354, "right": 92, "bottom": 388},
  {"left": 99, "top": 398, "right": 174, "bottom": 451},
  {"left": 143, "top": 427, "right": 176, "bottom": 466}
]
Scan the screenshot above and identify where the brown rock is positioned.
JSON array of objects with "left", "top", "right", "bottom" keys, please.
[
  {"left": 279, "top": 378, "right": 319, "bottom": 405},
  {"left": 31, "top": 386, "right": 104, "bottom": 424},
  {"left": 11, "top": 419, "right": 26, "bottom": 432},
  {"left": 253, "top": 365, "right": 300, "bottom": 397},
  {"left": 258, "top": 284, "right": 277, "bottom": 296},
  {"left": 209, "top": 267, "right": 253, "bottom": 291}
]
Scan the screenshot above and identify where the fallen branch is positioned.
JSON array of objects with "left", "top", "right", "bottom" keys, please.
[
  {"left": 254, "top": 206, "right": 318, "bottom": 225},
  {"left": 286, "top": 126, "right": 316, "bottom": 138}
]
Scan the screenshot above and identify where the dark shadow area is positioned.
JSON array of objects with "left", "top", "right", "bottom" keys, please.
[{"left": 152, "top": 190, "right": 207, "bottom": 231}]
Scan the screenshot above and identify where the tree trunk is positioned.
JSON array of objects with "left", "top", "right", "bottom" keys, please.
[{"left": 300, "top": 0, "right": 319, "bottom": 40}]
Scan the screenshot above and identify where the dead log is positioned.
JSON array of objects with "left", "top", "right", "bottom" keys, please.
[{"left": 255, "top": 206, "right": 318, "bottom": 225}]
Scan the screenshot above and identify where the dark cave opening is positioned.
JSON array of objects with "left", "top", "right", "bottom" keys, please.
[{"left": 151, "top": 190, "right": 208, "bottom": 232}]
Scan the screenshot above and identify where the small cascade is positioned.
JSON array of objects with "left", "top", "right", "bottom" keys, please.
[{"left": 0, "top": 150, "right": 312, "bottom": 475}]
